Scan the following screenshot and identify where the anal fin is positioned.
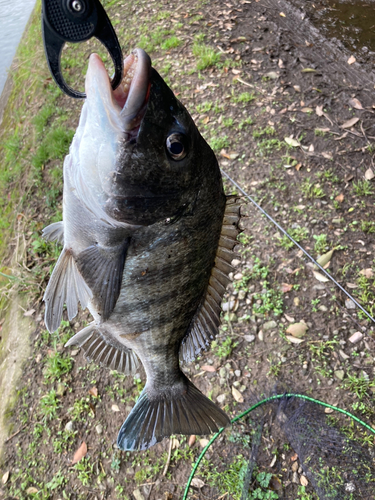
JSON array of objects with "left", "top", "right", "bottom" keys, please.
[
  {"left": 65, "top": 323, "right": 139, "bottom": 375},
  {"left": 117, "top": 376, "right": 229, "bottom": 451},
  {"left": 180, "top": 196, "right": 241, "bottom": 363},
  {"left": 42, "top": 221, "right": 64, "bottom": 244},
  {"left": 44, "top": 248, "right": 92, "bottom": 333},
  {"left": 76, "top": 239, "right": 129, "bottom": 321}
]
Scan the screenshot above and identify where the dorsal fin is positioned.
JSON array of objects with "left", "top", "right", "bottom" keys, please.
[{"left": 180, "top": 196, "right": 241, "bottom": 364}]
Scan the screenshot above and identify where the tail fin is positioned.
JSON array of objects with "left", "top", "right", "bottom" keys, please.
[{"left": 117, "top": 377, "right": 230, "bottom": 451}]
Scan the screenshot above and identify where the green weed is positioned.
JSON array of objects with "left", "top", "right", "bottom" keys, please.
[
  {"left": 211, "top": 336, "right": 238, "bottom": 359},
  {"left": 39, "top": 389, "right": 60, "bottom": 421},
  {"left": 313, "top": 234, "right": 329, "bottom": 254},
  {"left": 192, "top": 43, "right": 221, "bottom": 70},
  {"left": 301, "top": 178, "right": 325, "bottom": 199},
  {"left": 353, "top": 179, "right": 373, "bottom": 196},
  {"left": 277, "top": 227, "right": 309, "bottom": 250}
]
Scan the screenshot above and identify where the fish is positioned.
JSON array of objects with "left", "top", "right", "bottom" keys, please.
[{"left": 42, "top": 48, "right": 241, "bottom": 451}]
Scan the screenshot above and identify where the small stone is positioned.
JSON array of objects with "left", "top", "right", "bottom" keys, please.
[
  {"left": 238, "top": 290, "right": 247, "bottom": 300},
  {"left": 199, "top": 438, "right": 210, "bottom": 448},
  {"left": 133, "top": 489, "right": 145, "bottom": 500},
  {"left": 334, "top": 370, "right": 345, "bottom": 381},
  {"left": 111, "top": 404, "right": 120, "bottom": 412},
  {"left": 292, "top": 472, "right": 299, "bottom": 484},
  {"left": 219, "top": 367, "right": 227, "bottom": 378},
  {"left": 96, "top": 424, "right": 103, "bottom": 435},
  {"left": 318, "top": 305, "right": 328, "bottom": 312},
  {"left": 300, "top": 475, "right": 308, "bottom": 487},
  {"left": 228, "top": 313, "right": 237, "bottom": 322},
  {"left": 70, "top": 349, "right": 79, "bottom": 356},
  {"left": 349, "top": 331, "right": 363, "bottom": 344},
  {"left": 263, "top": 320, "right": 277, "bottom": 331},
  {"left": 222, "top": 301, "right": 235, "bottom": 312},
  {"left": 216, "top": 394, "right": 226, "bottom": 404},
  {"left": 65, "top": 421, "right": 74, "bottom": 432},
  {"left": 244, "top": 335, "right": 255, "bottom": 343},
  {"left": 232, "top": 259, "right": 241, "bottom": 267},
  {"left": 219, "top": 378, "right": 226, "bottom": 386},
  {"left": 234, "top": 272, "right": 243, "bottom": 280},
  {"left": 239, "top": 385, "right": 246, "bottom": 392},
  {"left": 233, "top": 381, "right": 240, "bottom": 388},
  {"left": 291, "top": 462, "right": 298, "bottom": 472},
  {"left": 345, "top": 299, "right": 356, "bottom": 310},
  {"left": 258, "top": 330, "right": 264, "bottom": 341},
  {"left": 235, "top": 370, "right": 241, "bottom": 377},
  {"left": 126, "top": 467, "right": 135, "bottom": 475},
  {"left": 339, "top": 350, "right": 350, "bottom": 360}
]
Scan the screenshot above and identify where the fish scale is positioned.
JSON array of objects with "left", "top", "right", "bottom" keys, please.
[{"left": 43, "top": 48, "right": 241, "bottom": 450}]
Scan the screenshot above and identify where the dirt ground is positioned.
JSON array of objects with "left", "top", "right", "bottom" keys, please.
[{"left": 0, "top": 0, "right": 375, "bottom": 499}]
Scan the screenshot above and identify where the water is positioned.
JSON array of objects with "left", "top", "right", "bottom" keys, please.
[
  {"left": 305, "top": 0, "right": 375, "bottom": 56},
  {"left": 0, "top": 0, "right": 36, "bottom": 96}
]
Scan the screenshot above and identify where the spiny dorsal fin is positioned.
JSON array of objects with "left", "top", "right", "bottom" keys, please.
[
  {"left": 180, "top": 196, "right": 241, "bottom": 363},
  {"left": 65, "top": 323, "right": 139, "bottom": 375}
]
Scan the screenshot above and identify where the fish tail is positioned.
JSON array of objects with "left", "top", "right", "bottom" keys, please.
[{"left": 117, "top": 376, "right": 230, "bottom": 451}]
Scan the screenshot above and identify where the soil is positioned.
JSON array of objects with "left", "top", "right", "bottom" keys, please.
[{"left": 0, "top": 0, "right": 375, "bottom": 499}]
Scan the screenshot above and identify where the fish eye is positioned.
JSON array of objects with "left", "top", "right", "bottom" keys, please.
[{"left": 166, "top": 133, "right": 187, "bottom": 161}]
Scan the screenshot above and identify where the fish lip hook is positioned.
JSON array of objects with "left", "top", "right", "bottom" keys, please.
[{"left": 41, "top": 0, "right": 123, "bottom": 99}]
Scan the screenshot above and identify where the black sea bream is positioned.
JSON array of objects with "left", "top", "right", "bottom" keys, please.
[{"left": 43, "top": 49, "right": 241, "bottom": 450}]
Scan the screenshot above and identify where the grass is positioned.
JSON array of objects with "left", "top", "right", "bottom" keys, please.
[{"left": 192, "top": 42, "right": 222, "bottom": 70}]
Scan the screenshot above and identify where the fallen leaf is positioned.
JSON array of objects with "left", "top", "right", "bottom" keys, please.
[
  {"left": 88, "top": 387, "right": 98, "bottom": 397},
  {"left": 284, "top": 314, "right": 295, "bottom": 323},
  {"left": 281, "top": 283, "right": 293, "bottom": 293},
  {"left": 301, "top": 68, "right": 317, "bottom": 73},
  {"left": 293, "top": 85, "right": 301, "bottom": 92},
  {"left": 300, "top": 475, "right": 309, "bottom": 486},
  {"left": 342, "top": 117, "right": 359, "bottom": 129},
  {"left": 264, "top": 71, "right": 279, "bottom": 80},
  {"left": 26, "top": 487, "right": 39, "bottom": 494},
  {"left": 295, "top": 162, "right": 303, "bottom": 171},
  {"left": 291, "top": 453, "right": 298, "bottom": 462},
  {"left": 286, "top": 335, "right": 305, "bottom": 344},
  {"left": 316, "top": 249, "right": 334, "bottom": 267},
  {"left": 191, "top": 478, "right": 205, "bottom": 488},
  {"left": 188, "top": 435, "right": 196, "bottom": 447},
  {"left": 202, "top": 116, "right": 210, "bottom": 124},
  {"left": 360, "top": 268, "right": 374, "bottom": 279},
  {"left": 335, "top": 193, "right": 344, "bottom": 203},
  {"left": 324, "top": 407, "right": 334, "bottom": 414},
  {"left": 346, "top": 282, "right": 358, "bottom": 289},
  {"left": 2, "top": 471, "right": 9, "bottom": 484},
  {"left": 348, "top": 97, "right": 363, "bottom": 110},
  {"left": 316, "top": 105, "right": 324, "bottom": 116},
  {"left": 347, "top": 55, "right": 356, "bottom": 65},
  {"left": 301, "top": 107, "right": 313, "bottom": 113},
  {"left": 312, "top": 270, "right": 329, "bottom": 282},
  {"left": 308, "top": 144, "right": 314, "bottom": 152},
  {"left": 201, "top": 365, "right": 216, "bottom": 372},
  {"left": 285, "top": 137, "right": 300, "bottom": 147},
  {"left": 293, "top": 297, "right": 300, "bottom": 306},
  {"left": 279, "top": 12, "right": 286, "bottom": 17},
  {"left": 365, "top": 168, "right": 374, "bottom": 180},
  {"left": 286, "top": 323, "right": 308, "bottom": 339},
  {"left": 321, "top": 152, "right": 333, "bottom": 160},
  {"left": 24, "top": 309, "right": 35, "bottom": 317},
  {"left": 232, "top": 386, "right": 244, "bottom": 403},
  {"left": 72, "top": 442, "right": 87, "bottom": 464},
  {"left": 171, "top": 438, "right": 180, "bottom": 449},
  {"left": 111, "top": 404, "right": 120, "bottom": 412}
]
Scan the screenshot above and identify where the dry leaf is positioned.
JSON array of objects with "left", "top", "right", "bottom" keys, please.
[
  {"left": 316, "top": 105, "right": 324, "bottom": 116},
  {"left": 232, "top": 386, "right": 244, "bottom": 403},
  {"left": 300, "top": 476, "right": 309, "bottom": 486},
  {"left": 360, "top": 268, "right": 374, "bottom": 279},
  {"left": 286, "top": 335, "right": 304, "bottom": 344},
  {"left": 188, "top": 435, "right": 196, "bottom": 447},
  {"left": 111, "top": 404, "right": 120, "bottom": 412},
  {"left": 171, "top": 438, "right": 180, "bottom": 449},
  {"left": 301, "top": 107, "right": 313, "bottom": 113},
  {"left": 279, "top": 12, "right": 286, "bottom": 17},
  {"left": 201, "top": 365, "right": 216, "bottom": 372},
  {"left": 26, "top": 487, "right": 39, "bottom": 494},
  {"left": 202, "top": 116, "right": 210, "bottom": 124},
  {"left": 281, "top": 283, "right": 293, "bottom": 293},
  {"left": 312, "top": 271, "right": 329, "bottom": 282},
  {"left": 295, "top": 162, "right": 302, "bottom": 171},
  {"left": 294, "top": 297, "right": 300, "bottom": 306},
  {"left": 285, "top": 137, "right": 300, "bottom": 147},
  {"left": 335, "top": 193, "right": 344, "bottom": 203},
  {"left": 191, "top": 478, "right": 205, "bottom": 489},
  {"left": 365, "top": 168, "right": 374, "bottom": 180},
  {"left": 286, "top": 323, "right": 308, "bottom": 339},
  {"left": 88, "top": 387, "right": 98, "bottom": 397},
  {"left": 284, "top": 314, "right": 295, "bottom": 323},
  {"left": 347, "top": 55, "right": 356, "bottom": 65},
  {"left": 316, "top": 249, "right": 334, "bottom": 267},
  {"left": 2, "top": 471, "right": 9, "bottom": 484},
  {"left": 342, "top": 117, "right": 359, "bottom": 129},
  {"left": 348, "top": 97, "right": 363, "bottom": 110},
  {"left": 301, "top": 68, "right": 317, "bottom": 73},
  {"left": 72, "top": 442, "right": 87, "bottom": 464},
  {"left": 308, "top": 144, "right": 314, "bottom": 152},
  {"left": 321, "top": 152, "right": 332, "bottom": 160},
  {"left": 24, "top": 309, "right": 35, "bottom": 317}
]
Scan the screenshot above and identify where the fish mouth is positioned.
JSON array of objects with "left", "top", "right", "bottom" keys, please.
[{"left": 86, "top": 48, "right": 151, "bottom": 140}]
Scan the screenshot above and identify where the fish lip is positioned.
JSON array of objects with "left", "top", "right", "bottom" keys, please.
[{"left": 113, "top": 48, "right": 152, "bottom": 137}]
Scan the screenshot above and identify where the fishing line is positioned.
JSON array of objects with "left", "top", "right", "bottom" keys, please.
[
  {"left": 182, "top": 393, "right": 375, "bottom": 499},
  {"left": 220, "top": 168, "right": 375, "bottom": 325}
]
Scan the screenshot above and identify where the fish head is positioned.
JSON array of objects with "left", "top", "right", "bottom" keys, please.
[{"left": 76, "top": 48, "right": 220, "bottom": 226}]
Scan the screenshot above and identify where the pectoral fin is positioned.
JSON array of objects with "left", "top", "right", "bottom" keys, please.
[
  {"left": 75, "top": 239, "right": 129, "bottom": 321},
  {"left": 44, "top": 248, "right": 92, "bottom": 333},
  {"left": 42, "top": 221, "right": 64, "bottom": 244}
]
